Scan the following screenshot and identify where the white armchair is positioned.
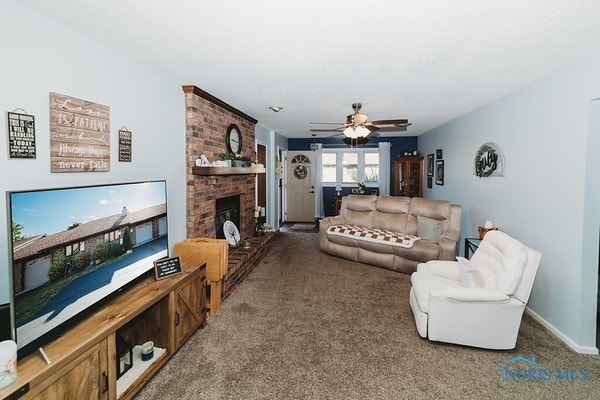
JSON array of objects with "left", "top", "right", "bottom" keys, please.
[{"left": 409, "top": 230, "right": 541, "bottom": 349}]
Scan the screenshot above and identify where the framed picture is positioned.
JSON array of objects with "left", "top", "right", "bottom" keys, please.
[
  {"left": 154, "top": 256, "right": 182, "bottom": 280},
  {"left": 436, "top": 149, "right": 443, "bottom": 159},
  {"left": 436, "top": 160, "right": 444, "bottom": 185},
  {"left": 427, "top": 176, "right": 432, "bottom": 188},
  {"left": 427, "top": 154, "right": 434, "bottom": 177}
]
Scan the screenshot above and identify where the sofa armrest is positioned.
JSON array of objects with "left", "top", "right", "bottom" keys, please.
[
  {"left": 438, "top": 229, "right": 460, "bottom": 260},
  {"left": 319, "top": 216, "right": 346, "bottom": 251},
  {"left": 320, "top": 215, "right": 346, "bottom": 230},
  {"left": 434, "top": 287, "right": 510, "bottom": 303}
]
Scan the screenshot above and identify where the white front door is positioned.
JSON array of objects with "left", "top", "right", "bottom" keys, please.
[{"left": 286, "top": 151, "right": 315, "bottom": 222}]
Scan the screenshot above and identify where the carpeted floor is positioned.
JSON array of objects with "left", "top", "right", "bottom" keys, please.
[{"left": 135, "top": 232, "right": 599, "bottom": 400}]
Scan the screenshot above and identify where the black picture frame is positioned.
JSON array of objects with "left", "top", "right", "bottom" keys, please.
[
  {"left": 7, "top": 111, "right": 36, "bottom": 159},
  {"left": 436, "top": 160, "right": 444, "bottom": 185},
  {"left": 154, "top": 256, "right": 182, "bottom": 280},
  {"left": 427, "top": 176, "right": 432, "bottom": 188},
  {"left": 427, "top": 154, "right": 434, "bottom": 177},
  {"left": 436, "top": 149, "right": 443, "bottom": 159}
]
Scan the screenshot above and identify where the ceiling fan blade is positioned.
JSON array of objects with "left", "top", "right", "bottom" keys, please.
[
  {"left": 310, "top": 128, "right": 344, "bottom": 132},
  {"left": 371, "top": 126, "right": 408, "bottom": 133},
  {"left": 369, "top": 119, "right": 410, "bottom": 126},
  {"left": 365, "top": 125, "right": 380, "bottom": 132}
]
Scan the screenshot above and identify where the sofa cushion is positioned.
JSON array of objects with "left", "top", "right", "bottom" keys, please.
[
  {"left": 393, "top": 240, "right": 439, "bottom": 262},
  {"left": 417, "top": 216, "right": 443, "bottom": 243},
  {"left": 372, "top": 196, "right": 409, "bottom": 232},
  {"left": 406, "top": 198, "right": 451, "bottom": 236},
  {"left": 344, "top": 195, "right": 377, "bottom": 228},
  {"left": 327, "top": 225, "right": 420, "bottom": 248}
]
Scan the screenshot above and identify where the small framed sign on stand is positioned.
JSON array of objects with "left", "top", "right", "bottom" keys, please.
[{"left": 154, "top": 256, "right": 182, "bottom": 280}]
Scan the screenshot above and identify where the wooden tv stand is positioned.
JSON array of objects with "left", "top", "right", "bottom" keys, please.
[{"left": 0, "top": 261, "right": 206, "bottom": 400}]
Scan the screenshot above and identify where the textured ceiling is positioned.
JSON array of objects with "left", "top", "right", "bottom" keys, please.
[{"left": 18, "top": 0, "right": 600, "bottom": 138}]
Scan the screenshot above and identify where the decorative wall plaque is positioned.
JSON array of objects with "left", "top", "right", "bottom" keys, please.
[
  {"left": 118, "top": 129, "right": 132, "bottom": 162},
  {"left": 7, "top": 111, "right": 36, "bottom": 158},
  {"left": 49, "top": 92, "right": 110, "bottom": 172},
  {"left": 474, "top": 142, "right": 505, "bottom": 178}
]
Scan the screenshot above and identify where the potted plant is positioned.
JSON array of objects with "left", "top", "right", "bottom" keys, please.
[
  {"left": 357, "top": 182, "right": 367, "bottom": 194},
  {"left": 219, "top": 152, "right": 241, "bottom": 167}
]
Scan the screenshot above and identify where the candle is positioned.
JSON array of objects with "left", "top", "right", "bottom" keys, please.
[
  {"left": 260, "top": 207, "right": 265, "bottom": 217},
  {"left": 254, "top": 210, "right": 259, "bottom": 218}
]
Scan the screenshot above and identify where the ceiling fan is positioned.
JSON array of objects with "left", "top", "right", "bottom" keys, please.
[{"left": 310, "top": 102, "right": 411, "bottom": 138}]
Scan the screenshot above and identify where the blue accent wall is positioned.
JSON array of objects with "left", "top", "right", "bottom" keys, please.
[{"left": 288, "top": 135, "right": 418, "bottom": 216}]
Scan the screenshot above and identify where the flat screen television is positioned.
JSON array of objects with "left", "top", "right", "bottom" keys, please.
[{"left": 7, "top": 180, "right": 168, "bottom": 358}]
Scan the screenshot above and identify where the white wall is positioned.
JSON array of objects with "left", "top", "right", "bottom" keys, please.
[
  {"left": 419, "top": 56, "right": 600, "bottom": 353},
  {"left": 0, "top": 2, "right": 186, "bottom": 303}
]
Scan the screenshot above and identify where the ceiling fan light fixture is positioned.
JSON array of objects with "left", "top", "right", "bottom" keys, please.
[{"left": 343, "top": 125, "right": 370, "bottom": 138}]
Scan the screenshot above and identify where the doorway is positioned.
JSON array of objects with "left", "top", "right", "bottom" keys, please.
[{"left": 286, "top": 151, "right": 315, "bottom": 222}]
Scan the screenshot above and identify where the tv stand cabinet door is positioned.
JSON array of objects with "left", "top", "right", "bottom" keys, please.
[
  {"left": 173, "top": 266, "right": 207, "bottom": 350},
  {"left": 26, "top": 339, "right": 110, "bottom": 400}
]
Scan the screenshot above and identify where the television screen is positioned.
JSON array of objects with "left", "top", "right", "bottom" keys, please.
[{"left": 7, "top": 180, "right": 168, "bottom": 357}]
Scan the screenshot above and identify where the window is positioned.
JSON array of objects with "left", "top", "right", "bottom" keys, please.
[
  {"left": 104, "top": 230, "right": 121, "bottom": 243},
  {"left": 364, "top": 153, "right": 379, "bottom": 182},
  {"left": 322, "top": 153, "right": 337, "bottom": 182},
  {"left": 321, "top": 149, "right": 380, "bottom": 186},
  {"left": 65, "top": 241, "right": 85, "bottom": 257},
  {"left": 342, "top": 153, "right": 358, "bottom": 183}
]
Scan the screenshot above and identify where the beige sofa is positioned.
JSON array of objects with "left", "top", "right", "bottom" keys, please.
[{"left": 319, "top": 195, "right": 462, "bottom": 274}]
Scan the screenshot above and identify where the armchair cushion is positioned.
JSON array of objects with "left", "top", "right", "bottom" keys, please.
[
  {"left": 471, "top": 231, "right": 528, "bottom": 295},
  {"left": 457, "top": 257, "right": 495, "bottom": 288}
]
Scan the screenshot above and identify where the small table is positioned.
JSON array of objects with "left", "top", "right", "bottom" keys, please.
[{"left": 464, "top": 238, "right": 482, "bottom": 259}]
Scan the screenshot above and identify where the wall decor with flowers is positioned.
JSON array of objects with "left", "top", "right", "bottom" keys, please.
[{"left": 474, "top": 142, "right": 505, "bottom": 178}]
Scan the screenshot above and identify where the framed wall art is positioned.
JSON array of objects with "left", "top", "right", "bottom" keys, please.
[
  {"left": 7, "top": 110, "right": 36, "bottom": 159},
  {"left": 474, "top": 142, "right": 505, "bottom": 177},
  {"left": 435, "top": 159, "right": 444, "bottom": 185},
  {"left": 427, "top": 154, "right": 434, "bottom": 176},
  {"left": 49, "top": 92, "right": 110, "bottom": 172},
  {"left": 436, "top": 149, "right": 443, "bottom": 159}
]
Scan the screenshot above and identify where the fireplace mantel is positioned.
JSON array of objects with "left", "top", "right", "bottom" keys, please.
[{"left": 192, "top": 166, "right": 266, "bottom": 176}]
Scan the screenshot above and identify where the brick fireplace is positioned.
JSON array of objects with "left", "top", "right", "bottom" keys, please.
[{"left": 183, "top": 85, "right": 258, "bottom": 241}]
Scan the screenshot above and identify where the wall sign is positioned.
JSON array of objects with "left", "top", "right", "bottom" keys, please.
[
  {"left": 49, "top": 92, "right": 110, "bottom": 172},
  {"left": 118, "top": 129, "right": 132, "bottom": 162},
  {"left": 7, "top": 111, "right": 36, "bottom": 158},
  {"left": 154, "top": 256, "right": 182, "bottom": 280},
  {"left": 474, "top": 142, "right": 505, "bottom": 178}
]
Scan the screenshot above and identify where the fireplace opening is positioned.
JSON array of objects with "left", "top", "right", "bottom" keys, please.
[{"left": 215, "top": 195, "right": 241, "bottom": 239}]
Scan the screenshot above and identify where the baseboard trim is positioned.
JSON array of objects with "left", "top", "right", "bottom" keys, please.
[{"left": 525, "top": 307, "right": 599, "bottom": 355}]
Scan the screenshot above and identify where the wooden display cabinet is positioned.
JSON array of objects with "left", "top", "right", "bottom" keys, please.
[
  {"left": 0, "top": 262, "right": 206, "bottom": 400},
  {"left": 393, "top": 155, "right": 424, "bottom": 197}
]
